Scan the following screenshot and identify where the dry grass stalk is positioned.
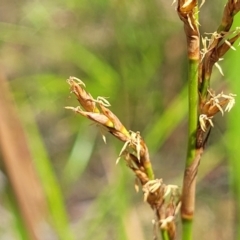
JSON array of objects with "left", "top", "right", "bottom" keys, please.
[{"left": 0, "top": 75, "right": 47, "bottom": 240}]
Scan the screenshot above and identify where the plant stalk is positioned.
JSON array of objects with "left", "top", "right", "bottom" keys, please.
[{"left": 177, "top": 1, "right": 200, "bottom": 239}]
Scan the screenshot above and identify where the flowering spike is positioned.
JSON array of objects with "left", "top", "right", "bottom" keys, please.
[
  {"left": 67, "top": 77, "right": 99, "bottom": 113},
  {"left": 98, "top": 103, "right": 130, "bottom": 138},
  {"left": 65, "top": 106, "right": 114, "bottom": 128}
]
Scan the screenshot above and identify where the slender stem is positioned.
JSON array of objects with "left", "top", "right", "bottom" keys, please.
[
  {"left": 182, "top": 219, "right": 193, "bottom": 240},
  {"left": 186, "top": 60, "right": 199, "bottom": 166},
  {"left": 181, "top": 59, "right": 199, "bottom": 240},
  {"left": 178, "top": 2, "right": 200, "bottom": 240},
  {"left": 161, "top": 229, "right": 170, "bottom": 240}
]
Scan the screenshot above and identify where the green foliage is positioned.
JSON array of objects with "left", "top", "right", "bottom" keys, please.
[{"left": 225, "top": 14, "right": 240, "bottom": 240}]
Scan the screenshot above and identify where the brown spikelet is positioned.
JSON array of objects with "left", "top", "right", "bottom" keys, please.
[{"left": 67, "top": 77, "right": 99, "bottom": 113}]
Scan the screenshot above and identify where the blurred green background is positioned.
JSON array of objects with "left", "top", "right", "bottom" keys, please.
[{"left": 0, "top": 0, "right": 240, "bottom": 239}]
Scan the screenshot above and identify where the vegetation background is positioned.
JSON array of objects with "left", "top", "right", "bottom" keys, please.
[{"left": 0, "top": 0, "right": 240, "bottom": 239}]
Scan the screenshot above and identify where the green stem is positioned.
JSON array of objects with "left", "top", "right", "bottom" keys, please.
[
  {"left": 182, "top": 219, "right": 193, "bottom": 240},
  {"left": 161, "top": 229, "right": 170, "bottom": 240},
  {"left": 181, "top": 59, "right": 199, "bottom": 240},
  {"left": 186, "top": 60, "right": 199, "bottom": 167}
]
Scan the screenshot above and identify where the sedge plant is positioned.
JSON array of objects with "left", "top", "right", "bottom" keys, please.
[
  {"left": 177, "top": 1, "right": 240, "bottom": 239},
  {"left": 66, "top": 1, "right": 240, "bottom": 239}
]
